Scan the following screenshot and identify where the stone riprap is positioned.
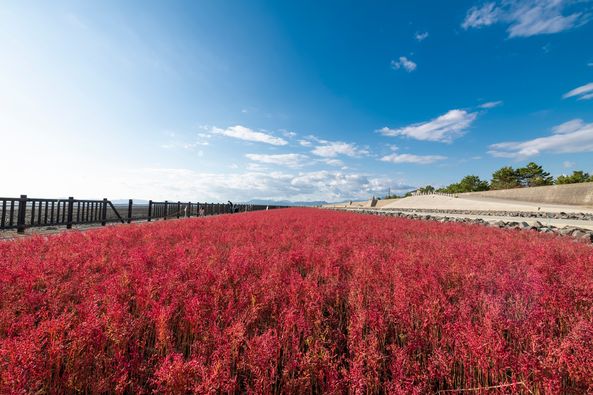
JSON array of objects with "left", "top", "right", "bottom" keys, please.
[
  {"left": 329, "top": 208, "right": 593, "bottom": 244},
  {"left": 380, "top": 207, "right": 593, "bottom": 221}
]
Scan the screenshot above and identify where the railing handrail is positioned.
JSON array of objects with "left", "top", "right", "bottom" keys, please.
[
  {"left": 410, "top": 191, "right": 458, "bottom": 198},
  {"left": 0, "top": 195, "right": 290, "bottom": 234}
]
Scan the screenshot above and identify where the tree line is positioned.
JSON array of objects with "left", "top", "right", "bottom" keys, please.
[{"left": 384, "top": 163, "right": 593, "bottom": 198}]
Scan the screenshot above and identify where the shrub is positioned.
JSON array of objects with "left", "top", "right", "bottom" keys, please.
[{"left": 1, "top": 209, "right": 592, "bottom": 393}]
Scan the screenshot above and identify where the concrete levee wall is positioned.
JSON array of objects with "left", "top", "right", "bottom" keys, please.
[{"left": 461, "top": 182, "right": 593, "bottom": 206}]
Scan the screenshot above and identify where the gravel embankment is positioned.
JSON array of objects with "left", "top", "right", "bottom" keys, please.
[{"left": 332, "top": 208, "right": 593, "bottom": 244}]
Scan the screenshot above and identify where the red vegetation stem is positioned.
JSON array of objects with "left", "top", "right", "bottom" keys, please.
[{"left": 1, "top": 208, "right": 592, "bottom": 393}]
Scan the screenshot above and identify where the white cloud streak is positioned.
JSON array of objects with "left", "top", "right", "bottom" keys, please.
[
  {"left": 479, "top": 100, "right": 504, "bottom": 109},
  {"left": 552, "top": 118, "right": 586, "bottom": 134},
  {"left": 463, "top": 2, "right": 500, "bottom": 29},
  {"left": 462, "top": 0, "right": 590, "bottom": 38},
  {"left": 488, "top": 118, "right": 593, "bottom": 158},
  {"left": 161, "top": 132, "right": 210, "bottom": 150},
  {"left": 311, "top": 140, "right": 370, "bottom": 158},
  {"left": 380, "top": 153, "right": 447, "bottom": 164},
  {"left": 562, "top": 82, "right": 593, "bottom": 100},
  {"left": 391, "top": 56, "right": 417, "bottom": 72},
  {"left": 319, "top": 158, "right": 345, "bottom": 167},
  {"left": 379, "top": 109, "right": 478, "bottom": 143},
  {"left": 210, "top": 125, "right": 288, "bottom": 145},
  {"left": 415, "top": 31, "right": 429, "bottom": 41},
  {"left": 245, "top": 153, "right": 308, "bottom": 168}
]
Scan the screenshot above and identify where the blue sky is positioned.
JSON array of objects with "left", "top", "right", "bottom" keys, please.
[{"left": 1, "top": 0, "right": 592, "bottom": 202}]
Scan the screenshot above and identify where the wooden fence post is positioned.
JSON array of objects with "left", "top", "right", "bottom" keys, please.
[
  {"left": 148, "top": 200, "right": 153, "bottom": 222},
  {"left": 66, "top": 197, "right": 74, "bottom": 229},
  {"left": 177, "top": 201, "right": 181, "bottom": 219},
  {"left": 127, "top": 199, "right": 133, "bottom": 224},
  {"left": 187, "top": 201, "right": 191, "bottom": 217},
  {"left": 16, "top": 194, "right": 27, "bottom": 234},
  {"left": 164, "top": 201, "right": 168, "bottom": 220},
  {"left": 101, "top": 198, "right": 107, "bottom": 226}
]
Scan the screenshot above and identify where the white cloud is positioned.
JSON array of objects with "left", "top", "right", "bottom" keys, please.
[
  {"left": 488, "top": 118, "right": 593, "bottom": 158},
  {"left": 311, "top": 140, "right": 369, "bottom": 158},
  {"left": 563, "top": 160, "right": 575, "bottom": 169},
  {"left": 391, "top": 56, "right": 417, "bottom": 72},
  {"left": 110, "top": 168, "right": 414, "bottom": 202},
  {"left": 210, "top": 125, "right": 287, "bottom": 146},
  {"left": 379, "top": 109, "right": 478, "bottom": 143},
  {"left": 562, "top": 82, "right": 593, "bottom": 100},
  {"left": 298, "top": 139, "right": 312, "bottom": 147},
  {"left": 552, "top": 118, "right": 586, "bottom": 134},
  {"left": 288, "top": 171, "right": 415, "bottom": 201},
  {"left": 246, "top": 163, "right": 268, "bottom": 171},
  {"left": 380, "top": 153, "right": 447, "bottom": 164},
  {"left": 161, "top": 132, "right": 210, "bottom": 150},
  {"left": 479, "top": 100, "right": 503, "bottom": 109},
  {"left": 507, "top": 1, "right": 586, "bottom": 37},
  {"left": 462, "top": 0, "right": 590, "bottom": 38},
  {"left": 245, "top": 153, "right": 308, "bottom": 168},
  {"left": 280, "top": 129, "right": 297, "bottom": 138},
  {"left": 462, "top": 2, "right": 499, "bottom": 29},
  {"left": 319, "top": 158, "right": 344, "bottom": 167},
  {"left": 169, "top": 140, "right": 208, "bottom": 149},
  {"left": 415, "top": 31, "right": 429, "bottom": 41}
]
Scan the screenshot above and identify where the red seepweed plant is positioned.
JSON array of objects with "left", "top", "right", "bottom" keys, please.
[{"left": 0, "top": 208, "right": 592, "bottom": 393}]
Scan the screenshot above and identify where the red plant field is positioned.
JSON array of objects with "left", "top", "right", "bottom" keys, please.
[{"left": 1, "top": 208, "right": 592, "bottom": 393}]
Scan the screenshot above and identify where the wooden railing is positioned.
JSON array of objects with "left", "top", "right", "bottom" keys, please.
[{"left": 0, "top": 195, "right": 288, "bottom": 234}]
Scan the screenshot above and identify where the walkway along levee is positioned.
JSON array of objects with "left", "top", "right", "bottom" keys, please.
[{"left": 0, "top": 195, "right": 289, "bottom": 234}]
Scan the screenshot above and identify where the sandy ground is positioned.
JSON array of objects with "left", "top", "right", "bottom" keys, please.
[
  {"left": 0, "top": 223, "right": 127, "bottom": 240},
  {"left": 381, "top": 195, "right": 593, "bottom": 213}
]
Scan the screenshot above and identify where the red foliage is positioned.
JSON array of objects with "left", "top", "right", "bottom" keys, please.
[{"left": 1, "top": 208, "right": 592, "bottom": 393}]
